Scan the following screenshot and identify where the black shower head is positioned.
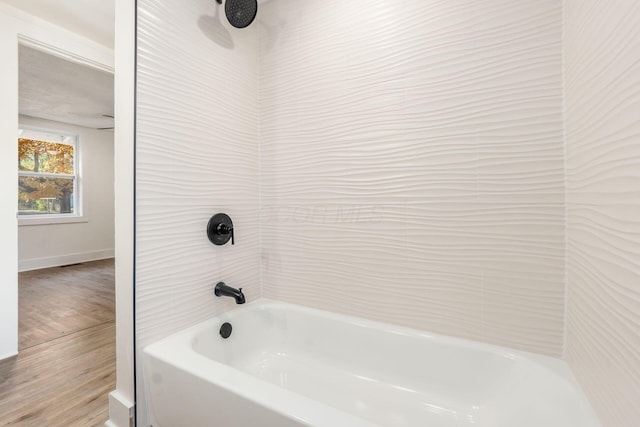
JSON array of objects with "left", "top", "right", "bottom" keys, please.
[{"left": 216, "top": 0, "right": 258, "bottom": 29}]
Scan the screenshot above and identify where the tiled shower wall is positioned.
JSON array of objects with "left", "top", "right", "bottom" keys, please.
[
  {"left": 564, "top": 1, "right": 640, "bottom": 426},
  {"left": 135, "top": 0, "right": 259, "bottom": 423},
  {"left": 259, "top": 0, "right": 566, "bottom": 356},
  {"left": 135, "top": 0, "right": 640, "bottom": 424}
]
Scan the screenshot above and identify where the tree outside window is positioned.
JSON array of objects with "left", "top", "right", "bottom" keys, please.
[{"left": 18, "top": 128, "right": 78, "bottom": 216}]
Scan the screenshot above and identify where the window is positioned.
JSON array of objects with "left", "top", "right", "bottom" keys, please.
[{"left": 18, "top": 127, "right": 80, "bottom": 220}]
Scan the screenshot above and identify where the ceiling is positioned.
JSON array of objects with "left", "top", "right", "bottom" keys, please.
[
  {"left": 19, "top": 45, "right": 114, "bottom": 130},
  {"left": 1, "top": 0, "right": 114, "bottom": 48},
  {"left": 3, "top": 0, "right": 115, "bottom": 129}
]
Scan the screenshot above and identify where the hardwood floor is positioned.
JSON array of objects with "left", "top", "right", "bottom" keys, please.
[
  {"left": 0, "top": 259, "right": 116, "bottom": 427},
  {"left": 18, "top": 258, "right": 115, "bottom": 350}
]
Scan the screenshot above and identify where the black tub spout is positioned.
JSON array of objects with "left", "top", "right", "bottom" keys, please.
[{"left": 214, "top": 282, "right": 246, "bottom": 304}]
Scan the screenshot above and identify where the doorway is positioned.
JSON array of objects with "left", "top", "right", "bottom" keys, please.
[{"left": 0, "top": 42, "right": 116, "bottom": 425}]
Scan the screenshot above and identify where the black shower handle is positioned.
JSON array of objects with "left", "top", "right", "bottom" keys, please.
[
  {"left": 207, "top": 213, "right": 235, "bottom": 246},
  {"left": 217, "top": 223, "right": 234, "bottom": 245}
]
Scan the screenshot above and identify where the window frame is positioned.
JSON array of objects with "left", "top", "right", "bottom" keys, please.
[{"left": 17, "top": 125, "right": 86, "bottom": 226}]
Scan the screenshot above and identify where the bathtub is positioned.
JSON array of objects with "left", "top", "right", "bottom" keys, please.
[{"left": 143, "top": 299, "right": 601, "bottom": 427}]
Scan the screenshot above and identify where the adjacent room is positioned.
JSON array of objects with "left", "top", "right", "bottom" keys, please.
[{"left": 0, "top": 1, "right": 116, "bottom": 424}]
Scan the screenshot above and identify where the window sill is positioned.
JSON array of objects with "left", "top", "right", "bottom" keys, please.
[{"left": 18, "top": 215, "right": 88, "bottom": 227}]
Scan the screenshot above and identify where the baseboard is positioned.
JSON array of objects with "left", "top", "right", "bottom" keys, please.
[
  {"left": 106, "top": 390, "right": 135, "bottom": 427},
  {"left": 18, "top": 249, "right": 115, "bottom": 272},
  {"left": 0, "top": 351, "right": 18, "bottom": 361}
]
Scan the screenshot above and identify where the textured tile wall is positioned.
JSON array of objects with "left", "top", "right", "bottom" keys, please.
[
  {"left": 258, "top": 0, "right": 565, "bottom": 356},
  {"left": 565, "top": 2, "right": 640, "bottom": 426},
  {"left": 136, "top": 0, "right": 259, "bottom": 423},
  {"left": 135, "top": 0, "right": 640, "bottom": 424}
]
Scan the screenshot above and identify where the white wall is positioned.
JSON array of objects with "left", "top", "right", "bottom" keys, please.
[
  {"left": 18, "top": 115, "right": 114, "bottom": 271},
  {"left": 0, "top": 13, "right": 19, "bottom": 360},
  {"left": 109, "top": 0, "right": 136, "bottom": 424},
  {"left": 259, "top": 0, "right": 565, "bottom": 356},
  {"left": 0, "top": 2, "right": 113, "bottom": 360},
  {"left": 135, "top": 0, "right": 260, "bottom": 424},
  {"left": 565, "top": 1, "right": 640, "bottom": 426}
]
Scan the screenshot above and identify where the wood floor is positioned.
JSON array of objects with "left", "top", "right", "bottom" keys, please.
[
  {"left": 0, "top": 259, "right": 116, "bottom": 427},
  {"left": 18, "top": 259, "right": 115, "bottom": 350}
]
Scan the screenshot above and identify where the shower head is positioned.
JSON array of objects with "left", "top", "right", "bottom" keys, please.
[{"left": 216, "top": 0, "right": 258, "bottom": 29}]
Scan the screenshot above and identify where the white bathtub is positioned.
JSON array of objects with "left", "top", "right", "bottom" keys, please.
[{"left": 143, "top": 299, "right": 601, "bottom": 427}]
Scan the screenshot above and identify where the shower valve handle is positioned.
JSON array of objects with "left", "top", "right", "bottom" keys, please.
[
  {"left": 207, "top": 213, "right": 235, "bottom": 246},
  {"left": 217, "top": 223, "right": 234, "bottom": 245}
]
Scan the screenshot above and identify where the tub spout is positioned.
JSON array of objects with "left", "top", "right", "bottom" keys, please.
[{"left": 214, "top": 282, "right": 246, "bottom": 304}]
